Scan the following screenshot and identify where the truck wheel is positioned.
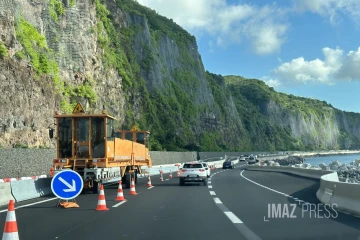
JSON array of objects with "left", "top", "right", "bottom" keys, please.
[
  {"left": 92, "top": 181, "right": 99, "bottom": 194},
  {"left": 125, "top": 174, "right": 131, "bottom": 189}
]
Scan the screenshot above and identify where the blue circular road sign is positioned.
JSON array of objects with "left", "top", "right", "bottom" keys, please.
[{"left": 51, "top": 169, "right": 84, "bottom": 200}]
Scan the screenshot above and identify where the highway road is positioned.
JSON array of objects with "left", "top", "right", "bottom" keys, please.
[{"left": 1, "top": 162, "right": 360, "bottom": 240}]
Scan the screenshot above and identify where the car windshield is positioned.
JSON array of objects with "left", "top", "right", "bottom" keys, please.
[{"left": 183, "top": 164, "right": 203, "bottom": 168}]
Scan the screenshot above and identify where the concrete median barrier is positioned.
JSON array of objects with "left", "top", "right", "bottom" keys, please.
[
  {"left": 10, "top": 178, "right": 53, "bottom": 202},
  {"left": 317, "top": 172, "right": 360, "bottom": 216},
  {"left": 0, "top": 182, "right": 15, "bottom": 206}
]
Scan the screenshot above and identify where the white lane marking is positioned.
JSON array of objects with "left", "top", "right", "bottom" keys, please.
[
  {"left": 208, "top": 181, "right": 212, "bottom": 184},
  {"left": 148, "top": 186, "right": 154, "bottom": 189},
  {"left": 165, "top": 179, "right": 169, "bottom": 181},
  {"left": 112, "top": 200, "right": 127, "bottom": 207},
  {"left": 208, "top": 185, "right": 213, "bottom": 188},
  {"left": 214, "top": 198, "right": 222, "bottom": 204},
  {"left": 208, "top": 178, "right": 211, "bottom": 181},
  {"left": 224, "top": 211, "right": 243, "bottom": 223},
  {"left": 239, "top": 170, "right": 312, "bottom": 208},
  {"left": 240, "top": 170, "right": 291, "bottom": 196},
  {"left": 0, "top": 197, "right": 58, "bottom": 213},
  {"left": 209, "top": 191, "right": 216, "bottom": 195}
]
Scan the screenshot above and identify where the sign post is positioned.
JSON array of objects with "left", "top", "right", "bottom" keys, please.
[{"left": 51, "top": 169, "right": 84, "bottom": 207}]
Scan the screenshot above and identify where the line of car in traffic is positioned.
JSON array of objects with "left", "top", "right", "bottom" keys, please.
[{"left": 178, "top": 155, "right": 259, "bottom": 186}]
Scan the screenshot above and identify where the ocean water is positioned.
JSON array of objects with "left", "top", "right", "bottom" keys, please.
[{"left": 304, "top": 154, "right": 360, "bottom": 166}]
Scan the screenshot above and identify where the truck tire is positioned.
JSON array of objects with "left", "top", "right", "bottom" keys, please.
[
  {"left": 92, "top": 181, "right": 99, "bottom": 194},
  {"left": 125, "top": 174, "right": 131, "bottom": 189},
  {"left": 124, "top": 172, "right": 137, "bottom": 189}
]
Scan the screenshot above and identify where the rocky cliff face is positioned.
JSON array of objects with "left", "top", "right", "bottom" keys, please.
[{"left": 0, "top": 0, "right": 360, "bottom": 151}]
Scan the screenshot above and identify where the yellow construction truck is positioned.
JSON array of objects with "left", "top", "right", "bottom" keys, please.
[{"left": 49, "top": 102, "right": 152, "bottom": 192}]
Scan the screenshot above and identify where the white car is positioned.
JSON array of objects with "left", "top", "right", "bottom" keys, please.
[
  {"left": 201, "top": 162, "right": 211, "bottom": 178},
  {"left": 179, "top": 162, "right": 208, "bottom": 186}
]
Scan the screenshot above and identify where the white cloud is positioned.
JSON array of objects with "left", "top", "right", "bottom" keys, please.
[
  {"left": 269, "top": 47, "right": 360, "bottom": 86},
  {"left": 261, "top": 76, "right": 281, "bottom": 88},
  {"left": 136, "top": 0, "right": 289, "bottom": 55},
  {"left": 293, "top": 0, "right": 360, "bottom": 25}
]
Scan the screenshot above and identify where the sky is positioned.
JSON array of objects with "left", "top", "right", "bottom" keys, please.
[{"left": 136, "top": 0, "right": 360, "bottom": 113}]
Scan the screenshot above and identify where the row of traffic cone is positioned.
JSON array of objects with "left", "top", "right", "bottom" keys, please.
[
  {"left": 1, "top": 173, "right": 174, "bottom": 239},
  {"left": 96, "top": 177, "right": 140, "bottom": 211}
]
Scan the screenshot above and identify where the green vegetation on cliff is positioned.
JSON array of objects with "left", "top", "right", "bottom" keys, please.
[
  {"left": 0, "top": 41, "right": 7, "bottom": 58},
  {"left": 73, "top": 0, "right": 360, "bottom": 151},
  {"left": 6, "top": 0, "right": 360, "bottom": 151}
]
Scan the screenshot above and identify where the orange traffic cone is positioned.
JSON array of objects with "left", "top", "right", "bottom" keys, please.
[
  {"left": 169, "top": 170, "right": 173, "bottom": 179},
  {"left": 2, "top": 200, "right": 19, "bottom": 240},
  {"left": 129, "top": 178, "right": 137, "bottom": 195},
  {"left": 95, "top": 184, "right": 109, "bottom": 211},
  {"left": 147, "top": 175, "right": 152, "bottom": 187},
  {"left": 115, "top": 181, "right": 125, "bottom": 201}
]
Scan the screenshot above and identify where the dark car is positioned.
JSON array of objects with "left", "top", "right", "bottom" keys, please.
[
  {"left": 247, "top": 156, "right": 256, "bottom": 164},
  {"left": 223, "top": 161, "right": 234, "bottom": 169}
]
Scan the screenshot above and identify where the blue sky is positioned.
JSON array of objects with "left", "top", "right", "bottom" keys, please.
[{"left": 137, "top": 0, "right": 360, "bottom": 113}]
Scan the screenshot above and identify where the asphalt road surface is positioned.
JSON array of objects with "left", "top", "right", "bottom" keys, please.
[{"left": 1, "top": 163, "right": 360, "bottom": 240}]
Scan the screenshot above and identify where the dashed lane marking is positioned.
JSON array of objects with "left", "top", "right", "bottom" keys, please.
[
  {"left": 112, "top": 200, "right": 127, "bottom": 208},
  {"left": 165, "top": 179, "right": 169, "bottom": 181},
  {"left": 224, "top": 211, "right": 243, "bottom": 223},
  {"left": 208, "top": 166, "right": 262, "bottom": 240}
]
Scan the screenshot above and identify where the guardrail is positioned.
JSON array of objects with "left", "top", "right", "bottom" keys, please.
[{"left": 245, "top": 165, "right": 360, "bottom": 217}]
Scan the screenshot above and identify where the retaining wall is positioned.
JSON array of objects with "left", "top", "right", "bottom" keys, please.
[{"left": 0, "top": 149, "right": 197, "bottom": 179}]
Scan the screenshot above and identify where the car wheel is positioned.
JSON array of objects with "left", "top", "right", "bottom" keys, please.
[{"left": 179, "top": 178, "right": 185, "bottom": 186}]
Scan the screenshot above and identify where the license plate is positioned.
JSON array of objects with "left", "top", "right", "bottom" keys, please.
[{"left": 189, "top": 174, "right": 197, "bottom": 177}]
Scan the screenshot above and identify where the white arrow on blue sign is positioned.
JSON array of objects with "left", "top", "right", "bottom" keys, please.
[{"left": 51, "top": 169, "right": 84, "bottom": 200}]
